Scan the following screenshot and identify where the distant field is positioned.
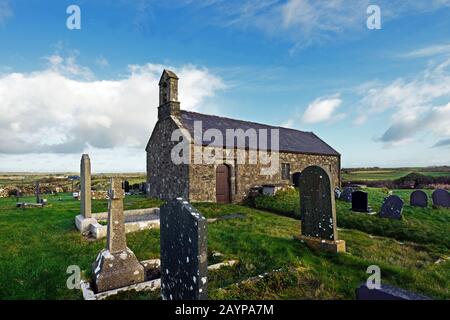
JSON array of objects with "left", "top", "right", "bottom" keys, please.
[
  {"left": 0, "top": 173, "right": 147, "bottom": 190},
  {"left": 342, "top": 168, "right": 450, "bottom": 182}
]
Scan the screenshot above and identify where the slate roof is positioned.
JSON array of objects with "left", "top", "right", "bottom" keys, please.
[{"left": 179, "top": 111, "right": 340, "bottom": 156}]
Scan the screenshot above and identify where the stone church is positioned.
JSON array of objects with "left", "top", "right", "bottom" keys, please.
[{"left": 146, "top": 70, "right": 341, "bottom": 203}]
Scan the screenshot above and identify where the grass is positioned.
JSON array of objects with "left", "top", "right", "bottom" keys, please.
[
  {"left": 342, "top": 168, "right": 450, "bottom": 182},
  {"left": 253, "top": 187, "right": 450, "bottom": 250},
  {"left": 0, "top": 192, "right": 448, "bottom": 300}
]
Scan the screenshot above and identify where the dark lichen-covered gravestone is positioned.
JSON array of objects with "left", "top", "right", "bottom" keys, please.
[
  {"left": 160, "top": 198, "right": 208, "bottom": 300},
  {"left": 296, "top": 166, "right": 345, "bottom": 253},
  {"left": 432, "top": 189, "right": 450, "bottom": 208},
  {"left": 340, "top": 187, "right": 353, "bottom": 202},
  {"left": 352, "top": 191, "right": 370, "bottom": 213},
  {"left": 379, "top": 195, "right": 403, "bottom": 220},
  {"left": 410, "top": 190, "right": 428, "bottom": 208},
  {"left": 92, "top": 177, "right": 144, "bottom": 293}
]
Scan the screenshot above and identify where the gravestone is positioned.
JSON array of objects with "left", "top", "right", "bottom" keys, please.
[
  {"left": 292, "top": 172, "right": 301, "bottom": 187},
  {"left": 356, "top": 283, "right": 430, "bottom": 300},
  {"left": 352, "top": 191, "right": 370, "bottom": 213},
  {"left": 80, "top": 154, "right": 92, "bottom": 218},
  {"left": 35, "top": 181, "right": 40, "bottom": 204},
  {"left": 262, "top": 184, "right": 275, "bottom": 196},
  {"left": 75, "top": 154, "right": 97, "bottom": 233},
  {"left": 160, "top": 198, "right": 208, "bottom": 300},
  {"left": 431, "top": 189, "right": 450, "bottom": 208},
  {"left": 340, "top": 187, "right": 353, "bottom": 202},
  {"left": 123, "top": 180, "right": 130, "bottom": 193},
  {"left": 295, "top": 166, "right": 345, "bottom": 253},
  {"left": 379, "top": 195, "right": 403, "bottom": 220},
  {"left": 334, "top": 187, "right": 341, "bottom": 200},
  {"left": 410, "top": 190, "right": 428, "bottom": 208},
  {"left": 92, "top": 177, "right": 144, "bottom": 293}
]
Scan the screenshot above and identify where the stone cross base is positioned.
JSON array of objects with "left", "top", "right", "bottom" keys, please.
[
  {"left": 92, "top": 248, "right": 145, "bottom": 293},
  {"left": 75, "top": 214, "right": 98, "bottom": 233},
  {"left": 294, "top": 235, "right": 346, "bottom": 254}
]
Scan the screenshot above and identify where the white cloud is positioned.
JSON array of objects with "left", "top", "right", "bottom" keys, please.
[
  {"left": 0, "top": 0, "right": 12, "bottom": 25},
  {"left": 96, "top": 56, "right": 110, "bottom": 68},
  {"left": 302, "top": 94, "right": 343, "bottom": 124},
  {"left": 188, "top": 0, "right": 450, "bottom": 50},
  {"left": 401, "top": 43, "right": 450, "bottom": 59},
  {"left": 0, "top": 55, "right": 226, "bottom": 158},
  {"left": 355, "top": 58, "right": 450, "bottom": 147}
]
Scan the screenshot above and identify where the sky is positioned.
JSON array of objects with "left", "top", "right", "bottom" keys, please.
[{"left": 1, "top": 0, "right": 450, "bottom": 172}]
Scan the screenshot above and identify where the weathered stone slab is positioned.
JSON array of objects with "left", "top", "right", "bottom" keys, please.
[
  {"left": 75, "top": 214, "right": 97, "bottom": 234},
  {"left": 410, "top": 190, "right": 428, "bottom": 208},
  {"left": 297, "top": 166, "right": 345, "bottom": 253},
  {"left": 379, "top": 195, "right": 403, "bottom": 220},
  {"left": 80, "top": 154, "right": 92, "bottom": 218},
  {"left": 92, "top": 177, "right": 144, "bottom": 293},
  {"left": 356, "top": 283, "right": 431, "bottom": 300},
  {"left": 352, "top": 191, "right": 370, "bottom": 213},
  {"left": 432, "top": 189, "right": 450, "bottom": 208},
  {"left": 160, "top": 198, "right": 208, "bottom": 300}
]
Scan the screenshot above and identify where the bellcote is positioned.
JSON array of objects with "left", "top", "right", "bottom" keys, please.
[{"left": 158, "top": 70, "right": 180, "bottom": 120}]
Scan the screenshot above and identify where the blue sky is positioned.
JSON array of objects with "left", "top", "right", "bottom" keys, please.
[{"left": 1, "top": 0, "right": 450, "bottom": 172}]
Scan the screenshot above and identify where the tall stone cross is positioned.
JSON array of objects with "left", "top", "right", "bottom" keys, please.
[
  {"left": 92, "top": 177, "right": 144, "bottom": 293},
  {"left": 80, "top": 154, "right": 92, "bottom": 218},
  {"left": 106, "top": 177, "right": 127, "bottom": 253}
]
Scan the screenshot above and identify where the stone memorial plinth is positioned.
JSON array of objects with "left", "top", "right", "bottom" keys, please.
[
  {"left": 92, "top": 177, "right": 144, "bottom": 293},
  {"left": 295, "top": 166, "right": 345, "bottom": 254}
]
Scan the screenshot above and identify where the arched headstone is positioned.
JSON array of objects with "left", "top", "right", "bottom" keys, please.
[
  {"left": 379, "top": 195, "right": 403, "bottom": 220},
  {"left": 410, "top": 190, "right": 428, "bottom": 208},
  {"left": 296, "top": 165, "right": 345, "bottom": 253},
  {"left": 340, "top": 187, "right": 353, "bottom": 202},
  {"left": 432, "top": 189, "right": 450, "bottom": 208},
  {"left": 352, "top": 191, "right": 370, "bottom": 212}
]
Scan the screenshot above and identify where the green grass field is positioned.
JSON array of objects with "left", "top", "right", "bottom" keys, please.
[
  {"left": 342, "top": 167, "right": 450, "bottom": 181},
  {"left": 0, "top": 190, "right": 448, "bottom": 300},
  {"left": 342, "top": 168, "right": 450, "bottom": 182}
]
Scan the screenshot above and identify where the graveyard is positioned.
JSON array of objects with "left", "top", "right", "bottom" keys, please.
[{"left": 0, "top": 173, "right": 448, "bottom": 300}]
